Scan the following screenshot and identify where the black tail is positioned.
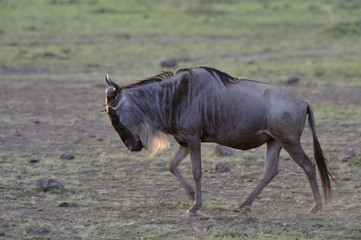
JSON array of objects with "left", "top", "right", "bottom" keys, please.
[{"left": 307, "top": 105, "right": 335, "bottom": 203}]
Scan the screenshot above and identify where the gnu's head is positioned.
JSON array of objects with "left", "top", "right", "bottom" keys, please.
[{"left": 104, "top": 74, "right": 143, "bottom": 152}]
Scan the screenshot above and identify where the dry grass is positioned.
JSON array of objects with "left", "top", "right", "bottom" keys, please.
[{"left": 1, "top": 0, "right": 361, "bottom": 239}]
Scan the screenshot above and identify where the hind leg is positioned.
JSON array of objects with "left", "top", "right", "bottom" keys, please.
[
  {"left": 282, "top": 142, "right": 323, "bottom": 214},
  {"left": 234, "top": 139, "right": 281, "bottom": 212}
]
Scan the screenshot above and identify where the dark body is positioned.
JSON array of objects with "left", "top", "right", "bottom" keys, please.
[{"left": 105, "top": 67, "right": 333, "bottom": 216}]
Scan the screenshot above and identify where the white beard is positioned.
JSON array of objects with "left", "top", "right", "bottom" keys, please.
[{"left": 138, "top": 122, "right": 171, "bottom": 157}]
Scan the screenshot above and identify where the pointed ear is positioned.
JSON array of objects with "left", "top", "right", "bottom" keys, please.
[
  {"left": 105, "top": 74, "right": 120, "bottom": 90},
  {"left": 106, "top": 86, "right": 117, "bottom": 97}
]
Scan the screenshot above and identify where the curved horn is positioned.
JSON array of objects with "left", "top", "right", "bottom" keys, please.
[{"left": 105, "top": 73, "right": 120, "bottom": 90}]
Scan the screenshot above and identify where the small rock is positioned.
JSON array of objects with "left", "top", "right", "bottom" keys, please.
[
  {"left": 215, "top": 145, "right": 234, "bottom": 156},
  {"left": 343, "top": 149, "right": 356, "bottom": 161},
  {"left": 27, "top": 159, "right": 39, "bottom": 163},
  {"left": 243, "top": 178, "right": 253, "bottom": 183},
  {"left": 57, "top": 202, "right": 69, "bottom": 207},
  {"left": 36, "top": 178, "right": 64, "bottom": 192},
  {"left": 60, "top": 152, "right": 74, "bottom": 160},
  {"left": 160, "top": 58, "right": 177, "bottom": 68},
  {"left": 14, "top": 131, "right": 22, "bottom": 137},
  {"left": 43, "top": 51, "right": 56, "bottom": 58},
  {"left": 286, "top": 76, "right": 300, "bottom": 84},
  {"left": 313, "top": 223, "right": 324, "bottom": 228},
  {"left": 96, "top": 137, "right": 103, "bottom": 142},
  {"left": 34, "top": 120, "right": 40, "bottom": 124},
  {"left": 341, "top": 176, "right": 352, "bottom": 181},
  {"left": 215, "top": 162, "right": 231, "bottom": 173}
]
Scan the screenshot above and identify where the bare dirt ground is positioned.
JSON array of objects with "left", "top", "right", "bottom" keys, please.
[{"left": 1, "top": 70, "right": 361, "bottom": 239}]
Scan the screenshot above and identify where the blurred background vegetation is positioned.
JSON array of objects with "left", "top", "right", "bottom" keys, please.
[{"left": 1, "top": 0, "right": 361, "bottom": 85}]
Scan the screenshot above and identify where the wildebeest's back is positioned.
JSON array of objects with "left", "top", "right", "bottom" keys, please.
[
  {"left": 168, "top": 69, "right": 267, "bottom": 149},
  {"left": 168, "top": 68, "right": 309, "bottom": 150}
]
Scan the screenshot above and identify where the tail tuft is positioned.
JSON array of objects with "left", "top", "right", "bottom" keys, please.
[{"left": 307, "top": 105, "right": 335, "bottom": 203}]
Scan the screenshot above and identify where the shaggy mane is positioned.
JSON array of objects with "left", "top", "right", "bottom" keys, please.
[
  {"left": 121, "top": 71, "right": 175, "bottom": 89},
  {"left": 121, "top": 67, "right": 240, "bottom": 90}
]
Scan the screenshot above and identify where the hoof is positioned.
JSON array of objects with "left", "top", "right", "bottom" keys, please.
[
  {"left": 233, "top": 205, "right": 251, "bottom": 213},
  {"left": 306, "top": 204, "right": 321, "bottom": 215},
  {"left": 186, "top": 211, "right": 197, "bottom": 217},
  {"left": 305, "top": 211, "right": 314, "bottom": 216}
]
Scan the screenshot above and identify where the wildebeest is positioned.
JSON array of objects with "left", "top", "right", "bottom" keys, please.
[{"left": 104, "top": 67, "right": 334, "bottom": 216}]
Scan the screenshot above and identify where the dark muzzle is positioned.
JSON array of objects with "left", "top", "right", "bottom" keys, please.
[
  {"left": 108, "top": 111, "right": 143, "bottom": 152},
  {"left": 124, "top": 137, "right": 143, "bottom": 152}
]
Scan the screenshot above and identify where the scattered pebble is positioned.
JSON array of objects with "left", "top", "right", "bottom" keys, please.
[
  {"left": 60, "top": 152, "right": 74, "bottom": 160},
  {"left": 27, "top": 159, "right": 39, "bottom": 163},
  {"left": 343, "top": 149, "right": 356, "bottom": 161},
  {"left": 14, "top": 131, "right": 22, "bottom": 137},
  {"left": 43, "top": 51, "right": 57, "bottom": 58},
  {"left": 160, "top": 58, "right": 177, "bottom": 68},
  {"left": 57, "top": 202, "right": 69, "bottom": 207},
  {"left": 286, "top": 76, "right": 300, "bottom": 84},
  {"left": 215, "top": 162, "right": 231, "bottom": 173},
  {"left": 214, "top": 145, "right": 234, "bottom": 156},
  {"left": 313, "top": 223, "right": 324, "bottom": 228},
  {"left": 341, "top": 176, "right": 352, "bottom": 181},
  {"left": 36, "top": 178, "right": 64, "bottom": 192},
  {"left": 243, "top": 179, "right": 253, "bottom": 183}
]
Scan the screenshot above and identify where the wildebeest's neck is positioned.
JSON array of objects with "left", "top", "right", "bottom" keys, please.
[
  {"left": 121, "top": 82, "right": 177, "bottom": 156},
  {"left": 122, "top": 82, "right": 175, "bottom": 132}
]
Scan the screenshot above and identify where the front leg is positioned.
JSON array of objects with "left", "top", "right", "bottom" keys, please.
[
  {"left": 167, "top": 146, "right": 195, "bottom": 200},
  {"left": 185, "top": 135, "right": 202, "bottom": 216}
]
